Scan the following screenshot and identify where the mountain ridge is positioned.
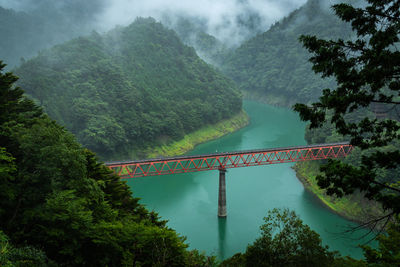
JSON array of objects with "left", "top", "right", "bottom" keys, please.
[{"left": 15, "top": 17, "right": 243, "bottom": 160}]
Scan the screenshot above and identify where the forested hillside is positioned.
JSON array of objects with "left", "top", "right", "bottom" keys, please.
[
  {"left": 0, "top": 1, "right": 101, "bottom": 69},
  {"left": 15, "top": 17, "right": 242, "bottom": 160},
  {"left": 222, "top": 0, "right": 354, "bottom": 105},
  {"left": 164, "top": 17, "right": 231, "bottom": 67},
  {"left": 0, "top": 62, "right": 215, "bottom": 266},
  {"left": 291, "top": 0, "right": 400, "bottom": 227},
  {"left": 161, "top": 11, "right": 265, "bottom": 67}
]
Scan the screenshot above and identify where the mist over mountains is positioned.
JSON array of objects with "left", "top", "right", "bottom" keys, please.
[
  {"left": 3, "top": 1, "right": 397, "bottom": 266},
  {"left": 0, "top": 0, "right": 307, "bottom": 68},
  {"left": 0, "top": 0, "right": 104, "bottom": 68},
  {"left": 14, "top": 18, "right": 243, "bottom": 159},
  {"left": 220, "top": 0, "right": 363, "bottom": 105},
  {"left": 96, "top": 0, "right": 308, "bottom": 46}
]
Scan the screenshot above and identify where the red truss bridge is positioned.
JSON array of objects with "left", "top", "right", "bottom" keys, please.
[
  {"left": 105, "top": 142, "right": 352, "bottom": 179},
  {"left": 105, "top": 142, "right": 353, "bottom": 217}
]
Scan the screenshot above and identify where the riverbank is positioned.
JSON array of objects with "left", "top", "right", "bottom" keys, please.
[
  {"left": 141, "top": 110, "right": 249, "bottom": 158},
  {"left": 128, "top": 100, "right": 372, "bottom": 259},
  {"left": 242, "top": 94, "right": 386, "bottom": 224},
  {"left": 239, "top": 96, "right": 374, "bottom": 223},
  {"left": 293, "top": 161, "right": 385, "bottom": 224}
]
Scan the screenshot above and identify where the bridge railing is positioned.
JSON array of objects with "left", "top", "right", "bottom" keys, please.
[{"left": 105, "top": 142, "right": 352, "bottom": 179}]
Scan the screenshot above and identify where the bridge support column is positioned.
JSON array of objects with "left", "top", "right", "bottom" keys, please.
[{"left": 218, "top": 168, "right": 227, "bottom": 218}]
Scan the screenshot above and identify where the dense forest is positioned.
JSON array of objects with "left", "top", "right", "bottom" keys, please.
[
  {"left": 294, "top": 108, "right": 400, "bottom": 222},
  {"left": 290, "top": 0, "right": 400, "bottom": 264},
  {"left": 14, "top": 17, "right": 242, "bottom": 160},
  {"left": 1, "top": 0, "right": 400, "bottom": 265},
  {"left": 161, "top": 9, "right": 266, "bottom": 68},
  {"left": 0, "top": 65, "right": 395, "bottom": 265},
  {"left": 0, "top": 62, "right": 217, "bottom": 266},
  {"left": 212, "top": 0, "right": 390, "bottom": 223},
  {"left": 221, "top": 0, "right": 354, "bottom": 105}
]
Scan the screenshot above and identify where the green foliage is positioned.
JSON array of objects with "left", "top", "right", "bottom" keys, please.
[
  {"left": 0, "top": 231, "right": 52, "bottom": 267},
  {"left": 0, "top": 62, "right": 215, "bottom": 266},
  {"left": 221, "top": 208, "right": 338, "bottom": 267},
  {"left": 0, "top": 147, "right": 16, "bottom": 217},
  {"left": 222, "top": 0, "right": 353, "bottom": 106},
  {"left": 15, "top": 17, "right": 242, "bottom": 160},
  {"left": 294, "top": 161, "right": 386, "bottom": 224},
  {"left": 221, "top": 209, "right": 400, "bottom": 266},
  {"left": 293, "top": 0, "right": 400, "bottom": 217},
  {"left": 361, "top": 217, "right": 400, "bottom": 266}
]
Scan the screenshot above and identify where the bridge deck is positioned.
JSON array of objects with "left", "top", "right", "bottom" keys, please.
[{"left": 105, "top": 142, "right": 352, "bottom": 178}]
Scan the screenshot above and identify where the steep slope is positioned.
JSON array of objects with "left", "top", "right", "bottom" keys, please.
[
  {"left": 0, "top": 1, "right": 101, "bottom": 69},
  {"left": 15, "top": 17, "right": 242, "bottom": 159},
  {"left": 0, "top": 62, "right": 214, "bottom": 266},
  {"left": 222, "top": 0, "right": 354, "bottom": 106},
  {"left": 164, "top": 17, "right": 232, "bottom": 67},
  {"left": 160, "top": 11, "right": 266, "bottom": 67}
]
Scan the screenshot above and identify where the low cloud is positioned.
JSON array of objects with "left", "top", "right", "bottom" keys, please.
[
  {"left": 97, "top": 0, "right": 307, "bottom": 45},
  {"left": 0, "top": 0, "right": 308, "bottom": 46}
]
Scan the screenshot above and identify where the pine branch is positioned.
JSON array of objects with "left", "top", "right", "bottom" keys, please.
[
  {"left": 371, "top": 100, "right": 400, "bottom": 105},
  {"left": 370, "top": 180, "right": 400, "bottom": 194}
]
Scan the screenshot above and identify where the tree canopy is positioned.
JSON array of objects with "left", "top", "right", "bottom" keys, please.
[
  {"left": 0, "top": 61, "right": 216, "bottom": 266},
  {"left": 15, "top": 17, "right": 242, "bottom": 160},
  {"left": 220, "top": 208, "right": 356, "bottom": 267},
  {"left": 221, "top": 0, "right": 354, "bottom": 106},
  {"left": 221, "top": 208, "right": 400, "bottom": 267},
  {"left": 294, "top": 0, "right": 400, "bottom": 220}
]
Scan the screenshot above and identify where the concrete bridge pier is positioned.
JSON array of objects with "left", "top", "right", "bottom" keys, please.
[{"left": 218, "top": 167, "right": 227, "bottom": 218}]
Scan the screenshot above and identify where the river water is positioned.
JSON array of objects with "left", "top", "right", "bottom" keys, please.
[{"left": 127, "top": 100, "right": 373, "bottom": 260}]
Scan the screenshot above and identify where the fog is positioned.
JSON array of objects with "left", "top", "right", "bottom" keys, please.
[
  {"left": 0, "top": 0, "right": 309, "bottom": 46},
  {"left": 98, "top": 0, "right": 308, "bottom": 45}
]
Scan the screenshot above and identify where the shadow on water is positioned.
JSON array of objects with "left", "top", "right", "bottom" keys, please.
[{"left": 218, "top": 218, "right": 227, "bottom": 260}]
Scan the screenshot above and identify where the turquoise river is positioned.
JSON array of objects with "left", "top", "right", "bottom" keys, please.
[{"left": 127, "top": 100, "right": 374, "bottom": 260}]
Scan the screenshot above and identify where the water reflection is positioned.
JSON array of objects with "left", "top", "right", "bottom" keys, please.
[
  {"left": 129, "top": 101, "right": 373, "bottom": 260},
  {"left": 218, "top": 218, "right": 227, "bottom": 259},
  {"left": 299, "top": 184, "right": 376, "bottom": 258}
]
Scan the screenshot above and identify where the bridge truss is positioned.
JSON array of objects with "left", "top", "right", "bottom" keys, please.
[{"left": 105, "top": 142, "right": 353, "bottom": 179}]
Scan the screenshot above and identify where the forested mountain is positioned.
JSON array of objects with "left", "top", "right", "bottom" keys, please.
[
  {"left": 222, "top": 0, "right": 354, "bottom": 105},
  {"left": 14, "top": 17, "right": 242, "bottom": 160},
  {"left": 163, "top": 17, "right": 232, "bottom": 67},
  {"left": 0, "top": 62, "right": 215, "bottom": 266},
  {"left": 0, "top": 1, "right": 102, "bottom": 69},
  {"left": 285, "top": 0, "right": 400, "bottom": 226},
  {"left": 160, "top": 9, "right": 266, "bottom": 67}
]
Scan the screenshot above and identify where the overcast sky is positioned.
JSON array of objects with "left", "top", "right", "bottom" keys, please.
[
  {"left": 98, "top": 0, "right": 307, "bottom": 28},
  {"left": 0, "top": 0, "right": 310, "bottom": 44},
  {"left": 98, "top": 0, "right": 308, "bottom": 44}
]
